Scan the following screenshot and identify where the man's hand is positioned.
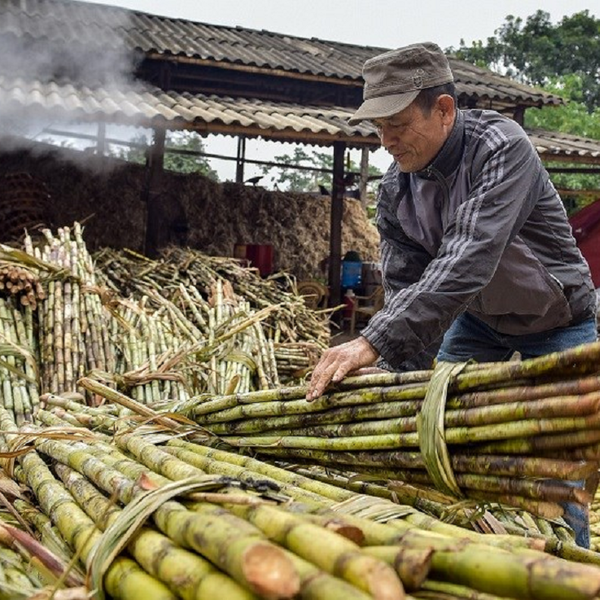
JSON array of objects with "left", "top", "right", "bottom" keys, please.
[{"left": 306, "top": 336, "right": 380, "bottom": 401}]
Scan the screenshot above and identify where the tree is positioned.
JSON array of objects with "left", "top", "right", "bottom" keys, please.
[
  {"left": 451, "top": 10, "right": 600, "bottom": 211},
  {"left": 524, "top": 75, "right": 600, "bottom": 211},
  {"left": 262, "top": 146, "right": 382, "bottom": 197},
  {"left": 452, "top": 10, "right": 600, "bottom": 111}
]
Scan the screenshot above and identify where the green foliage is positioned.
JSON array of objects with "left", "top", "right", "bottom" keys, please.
[
  {"left": 524, "top": 75, "right": 600, "bottom": 208},
  {"left": 111, "top": 131, "right": 219, "bottom": 181},
  {"left": 262, "top": 146, "right": 382, "bottom": 195},
  {"left": 452, "top": 9, "right": 600, "bottom": 112},
  {"left": 452, "top": 11, "right": 600, "bottom": 210}
]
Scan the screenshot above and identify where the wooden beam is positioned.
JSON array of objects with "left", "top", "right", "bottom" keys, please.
[
  {"left": 143, "top": 127, "right": 166, "bottom": 258},
  {"left": 145, "top": 53, "right": 364, "bottom": 88},
  {"left": 359, "top": 147, "right": 370, "bottom": 208},
  {"left": 328, "top": 141, "right": 346, "bottom": 319}
]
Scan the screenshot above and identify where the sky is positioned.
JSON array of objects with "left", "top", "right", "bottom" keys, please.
[{"left": 65, "top": 0, "right": 600, "bottom": 183}]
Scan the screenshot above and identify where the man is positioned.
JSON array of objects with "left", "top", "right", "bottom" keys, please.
[{"left": 307, "top": 42, "right": 597, "bottom": 547}]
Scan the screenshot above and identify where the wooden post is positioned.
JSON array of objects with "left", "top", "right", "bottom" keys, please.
[
  {"left": 236, "top": 135, "right": 246, "bottom": 183},
  {"left": 359, "top": 147, "right": 369, "bottom": 208},
  {"left": 143, "top": 127, "right": 166, "bottom": 258},
  {"left": 96, "top": 122, "right": 106, "bottom": 156},
  {"left": 328, "top": 141, "right": 346, "bottom": 318}
]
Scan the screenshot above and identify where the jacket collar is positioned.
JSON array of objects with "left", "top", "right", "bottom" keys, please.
[{"left": 416, "top": 109, "right": 465, "bottom": 180}]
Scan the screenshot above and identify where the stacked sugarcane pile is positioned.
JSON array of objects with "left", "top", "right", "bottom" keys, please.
[
  {"left": 5, "top": 394, "right": 600, "bottom": 600},
  {"left": 94, "top": 245, "right": 331, "bottom": 349},
  {"left": 179, "top": 343, "right": 600, "bottom": 523},
  {"left": 0, "top": 222, "right": 330, "bottom": 423},
  {"left": 26, "top": 224, "right": 117, "bottom": 396}
]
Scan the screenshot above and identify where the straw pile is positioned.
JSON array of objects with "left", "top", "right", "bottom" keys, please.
[{"left": 0, "top": 143, "right": 380, "bottom": 282}]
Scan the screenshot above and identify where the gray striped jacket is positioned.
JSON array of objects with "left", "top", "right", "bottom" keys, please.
[{"left": 361, "top": 109, "right": 596, "bottom": 370}]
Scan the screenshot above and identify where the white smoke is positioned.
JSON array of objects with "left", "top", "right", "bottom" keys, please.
[{"left": 0, "top": 2, "right": 151, "bottom": 165}]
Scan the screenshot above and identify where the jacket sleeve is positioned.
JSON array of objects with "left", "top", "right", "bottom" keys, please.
[{"left": 361, "top": 122, "right": 543, "bottom": 369}]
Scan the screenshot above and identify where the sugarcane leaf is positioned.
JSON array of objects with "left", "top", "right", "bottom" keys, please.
[
  {"left": 0, "top": 340, "right": 39, "bottom": 382},
  {"left": 0, "top": 359, "right": 35, "bottom": 384},
  {"left": 332, "top": 494, "right": 415, "bottom": 522},
  {"left": 221, "top": 351, "right": 257, "bottom": 371},
  {"left": 418, "top": 361, "right": 469, "bottom": 498}
]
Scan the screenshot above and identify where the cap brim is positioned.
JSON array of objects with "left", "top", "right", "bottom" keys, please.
[{"left": 348, "top": 89, "right": 420, "bottom": 125}]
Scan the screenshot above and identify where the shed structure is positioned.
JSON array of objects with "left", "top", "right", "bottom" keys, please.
[{"left": 2, "top": 0, "right": 600, "bottom": 306}]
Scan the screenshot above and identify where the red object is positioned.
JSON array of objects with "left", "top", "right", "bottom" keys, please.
[
  {"left": 570, "top": 199, "right": 600, "bottom": 288},
  {"left": 245, "top": 244, "right": 274, "bottom": 277},
  {"left": 343, "top": 291, "right": 355, "bottom": 319}
]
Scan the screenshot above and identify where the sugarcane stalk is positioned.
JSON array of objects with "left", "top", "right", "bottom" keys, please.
[
  {"left": 54, "top": 463, "right": 258, "bottom": 600},
  {"left": 226, "top": 502, "right": 405, "bottom": 599},
  {"left": 448, "top": 375, "right": 600, "bottom": 409},
  {"left": 31, "top": 435, "right": 301, "bottom": 598}
]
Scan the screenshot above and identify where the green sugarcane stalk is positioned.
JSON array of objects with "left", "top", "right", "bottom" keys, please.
[
  {"left": 444, "top": 392, "right": 600, "bottom": 427},
  {"left": 13, "top": 498, "right": 78, "bottom": 566},
  {"left": 54, "top": 463, "right": 258, "bottom": 600},
  {"left": 226, "top": 502, "right": 405, "bottom": 600},
  {"left": 452, "top": 342, "right": 600, "bottom": 392},
  {"left": 447, "top": 375, "right": 600, "bottom": 409},
  {"left": 473, "top": 428, "right": 600, "bottom": 455},
  {"left": 53, "top": 277, "right": 65, "bottom": 392},
  {"left": 32, "top": 435, "right": 301, "bottom": 598},
  {"left": 204, "top": 401, "right": 422, "bottom": 436},
  {"left": 196, "top": 385, "right": 426, "bottom": 424}
]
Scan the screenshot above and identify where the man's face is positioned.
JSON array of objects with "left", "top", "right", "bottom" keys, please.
[{"left": 372, "top": 97, "right": 455, "bottom": 173}]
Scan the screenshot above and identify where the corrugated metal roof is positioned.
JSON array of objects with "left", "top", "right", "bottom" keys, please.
[
  {"left": 2, "top": 75, "right": 600, "bottom": 162},
  {"left": 527, "top": 128, "right": 600, "bottom": 162},
  {"left": 0, "top": 75, "right": 379, "bottom": 147},
  {"left": 0, "top": 0, "right": 561, "bottom": 108}
]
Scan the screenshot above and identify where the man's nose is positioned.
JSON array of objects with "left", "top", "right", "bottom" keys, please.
[{"left": 379, "top": 128, "right": 396, "bottom": 151}]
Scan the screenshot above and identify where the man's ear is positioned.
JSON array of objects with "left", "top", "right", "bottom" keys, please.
[{"left": 437, "top": 95, "right": 456, "bottom": 125}]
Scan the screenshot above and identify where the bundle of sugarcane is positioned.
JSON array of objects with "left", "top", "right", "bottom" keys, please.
[
  {"left": 176, "top": 342, "right": 600, "bottom": 521},
  {"left": 44, "top": 379, "right": 600, "bottom": 561},
  {"left": 0, "top": 223, "right": 315, "bottom": 424},
  {"left": 93, "top": 245, "right": 331, "bottom": 349},
  {"left": 272, "top": 341, "right": 323, "bottom": 381},
  {"left": 0, "top": 297, "right": 39, "bottom": 425},
  {"left": 0, "top": 263, "right": 45, "bottom": 309},
  {"left": 20, "top": 224, "right": 117, "bottom": 397},
  {"left": 7, "top": 398, "right": 600, "bottom": 600},
  {"left": 66, "top": 378, "right": 590, "bottom": 551}
]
